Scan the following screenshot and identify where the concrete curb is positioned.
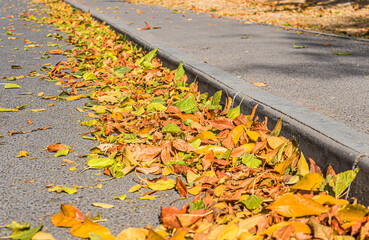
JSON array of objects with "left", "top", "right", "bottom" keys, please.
[{"left": 64, "top": 0, "right": 369, "bottom": 203}]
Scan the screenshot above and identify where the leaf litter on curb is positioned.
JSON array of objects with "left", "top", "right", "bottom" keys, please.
[{"left": 4, "top": 0, "right": 368, "bottom": 239}]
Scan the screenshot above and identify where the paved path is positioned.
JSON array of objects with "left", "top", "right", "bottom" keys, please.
[{"left": 74, "top": 0, "right": 369, "bottom": 134}]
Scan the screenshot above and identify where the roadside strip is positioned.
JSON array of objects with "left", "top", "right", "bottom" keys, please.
[{"left": 64, "top": 0, "right": 369, "bottom": 204}]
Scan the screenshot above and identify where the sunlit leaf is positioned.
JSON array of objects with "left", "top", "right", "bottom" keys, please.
[
  {"left": 70, "top": 217, "right": 114, "bottom": 240},
  {"left": 174, "top": 94, "right": 198, "bottom": 113},
  {"left": 290, "top": 173, "right": 325, "bottom": 191},
  {"left": 4, "top": 83, "right": 21, "bottom": 89},
  {"left": 269, "top": 194, "right": 328, "bottom": 217},
  {"left": 92, "top": 203, "right": 115, "bottom": 209},
  {"left": 87, "top": 158, "right": 115, "bottom": 169},
  {"left": 175, "top": 61, "right": 185, "bottom": 81},
  {"left": 337, "top": 204, "right": 369, "bottom": 222},
  {"left": 147, "top": 179, "right": 176, "bottom": 191},
  {"left": 17, "top": 151, "right": 29, "bottom": 158},
  {"left": 330, "top": 168, "right": 359, "bottom": 198},
  {"left": 48, "top": 185, "right": 77, "bottom": 194},
  {"left": 51, "top": 204, "right": 84, "bottom": 227},
  {"left": 242, "top": 195, "right": 263, "bottom": 210}
]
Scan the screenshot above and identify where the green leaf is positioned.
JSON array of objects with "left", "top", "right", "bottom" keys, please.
[
  {"left": 114, "top": 194, "right": 127, "bottom": 201},
  {"left": 19, "top": 92, "right": 33, "bottom": 95},
  {"left": 146, "top": 102, "right": 167, "bottom": 112},
  {"left": 87, "top": 158, "right": 115, "bottom": 169},
  {"left": 210, "top": 90, "right": 222, "bottom": 106},
  {"left": 83, "top": 71, "right": 97, "bottom": 81},
  {"left": 241, "top": 36, "right": 249, "bottom": 39},
  {"left": 58, "top": 91, "right": 71, "bottom": 99},
  {"left": 190, "top": 138, "right": 201, "bottom": 149},
  {"left": 174, "top": 94, "right": 198, "bottom": 113},
  {"left": 227, "top": 106, "right": 240, "bottom": 120},
  {"left": 242, "top": 195, "right": 263, "bottom": 210},
  {"left": 4, "top": 83, "right": 21, "bottom": 89},
  {"left": 292, "top": 43, "right": 306, "bottom": 49},
  {"left": 175, "top": 61, "right": 185, "bottom": 81},
  {"left": 113, "top": 66, "right": 131, "bottom": 77},
  {"left": 189, "top": 200, "right": 205, "bottom": 212},
  {"left": 48, "top": 186, "right": 77, "bottom": 194},
  {"left": 55, "top": 149, "right": 69, "bottom": 157},
  {"left": 144, "top": 48, "right": 157, "bottom": 62},
  {"left": 6, "top": 222, "right": 31, "bottom": 232},
  {"left": 11, "top": 223, "right": 42, "bottom": 240},
  {"left": 334, "top": 51, "right": 351, "bottom": 56},
  {"left": 241, "top": 154, "right": 261, "bottom": 169},
  {"left": 162, "top": 123, "right": 181, "bottom": 134},
  {"left": 330, "top": 168, "right": 359, "bottom": 198}
]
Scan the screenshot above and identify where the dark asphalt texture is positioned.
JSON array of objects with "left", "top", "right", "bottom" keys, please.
[
  {"left": 0, "top": 0, "right": 188, "bottom": 238},
  {"left": 72, "top": 0, "right": 369, "bottom": 134}
]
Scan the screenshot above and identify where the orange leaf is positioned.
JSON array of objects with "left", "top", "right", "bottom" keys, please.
[
  {"left": 70, "top": 217, "right": 115, "bottom": 240},
  {"left": 176, "top": 177, "right": 188, "bottom": 198},
  {"left": 208, "top": 118, "right": 234, "bottom": 130},
  {"left": 48, "top": 48, "right": 63, "bottom": 55},
  {"left": 47, "top": 144, "right": 67, "bottom": 152},
  {"left": 173, "top": 139, "right": 195, "bottom": 152},
  {"left": 51, "top": 204, "right": 84, "bottom": 227},
  {"left": 269, "top": 194, "right": 328, "bottom": 217}
]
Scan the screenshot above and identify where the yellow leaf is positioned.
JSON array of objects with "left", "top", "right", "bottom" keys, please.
[
  {"left": 96, "top": 184, "right": 102, "bottom": 189},
  {"left": 37, "top": 92, "right": 44, "bottom": 97},
  {"left": 162, "top": 166, "right": 174, "bottom": 175},
  {"left": 116, "top": 227, "right": 148, "bottom": 240},
  {"left": 147, "top": 179, "right": 175, "bottom": 191},
  {"left": 230, "top": 124, "right": 245, "bottom": 144},
  {"left": 267, "top": 136, "right": 285, "bottom": 149},
  {"left": 312, "top": 195, "right": 349, "bottom": 206},
  {"left": 337, "top": 204, "right": 369, "bottom": 222},
  {"left": 31, "top": 232, "right": 55, "bottom": 240},
  {"left": 240, "top": 143, "right": 255, "bottom": 153},
  {"left": 188, "top": 183, "right": 202, "bottom": 195},
  {"left": 97, "top": 95, "right": 118, "bottom": 104},
  {"left": 65, "top": 95, "right": 85, "bottom": 101},
  {"left": 76, "top": 107, "right": 84, "bottom": 112},
  {"left": 70, "top": 217, "right": 115, "bottom": 240},
  {"left": 269, "top": 194, "right": 328, "bottom": 217},
  {"left": 92, "top": 203, "right": 115, "bottom": 209},
  {"left": 217, "top": 224, "right": 239, "bottom": 240},
  {"left": 246, "top": 129, "right": 260, "bottom": 142},
  {"left": 214, "top": 185, "right": 225, "bottom": 197},
  {"left": 63, "top": 159, "right": 76, "bottom": 164},
  {"left": 139, "top": 195, "right": 155, "bottom": 200},
  {"left": 297, "top": 152, "right": 309, "bottom": 176},
  {"left": 128, "top": 184, "right": 142, "bottom": 193},
  {"left": 263, "top": 221, "right": 311, "bottom": 235},
  {"left": 189, "top": 131, "right": 217, "bottom": 143},
  {"left": 290, "top": 173, "right": 325, "bottom": 191},
  {"left": 186, "top": 170, "right": 199, "bottom": 184},
  {"left": 31, "top": 109, "right": 46, "bottom": 112},
  {"left": 17, "top": 151, "right": 29, "bottom": 158},
  {"left": 68, "top": 166, "right": 76, "bottom": 171}
]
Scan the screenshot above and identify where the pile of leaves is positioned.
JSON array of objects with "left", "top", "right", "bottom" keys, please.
[
  {"left": 7, "top": 0, "right": 368, "bottom": 239},
  {"left": 128, "top": 0, "right": 369, "bottom": 38}
]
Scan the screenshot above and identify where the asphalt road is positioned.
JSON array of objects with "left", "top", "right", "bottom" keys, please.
[
  {"left": 0, "top": 0, "right": 187, "bottom": 238},
  {"left": 71, "top": 0, "right": 369, "bottom": 134}
]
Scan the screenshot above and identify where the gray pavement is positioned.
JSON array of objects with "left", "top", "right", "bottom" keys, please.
[
  {"left": 74, "top": 0, "right": 369, "bottom": 134},
  {"left": 0, "top": 0, "right": 187, "bottom": 238}
]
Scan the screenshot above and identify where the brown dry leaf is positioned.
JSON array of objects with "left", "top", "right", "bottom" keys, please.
[
  {"left": 176, "top": 177, "right": 188, "bottom": 198},
  {"left": 308, "top": 219, "right": 333, "bottom": 240},
  {"left": 70, "top": 217, "right": 115, "bottom": 240},
  {"left": 51, "top": 204, "right": 84, "bottom": 227},
  {"left": 269, "top": 194, "right": 328, "bottom": 217}
]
